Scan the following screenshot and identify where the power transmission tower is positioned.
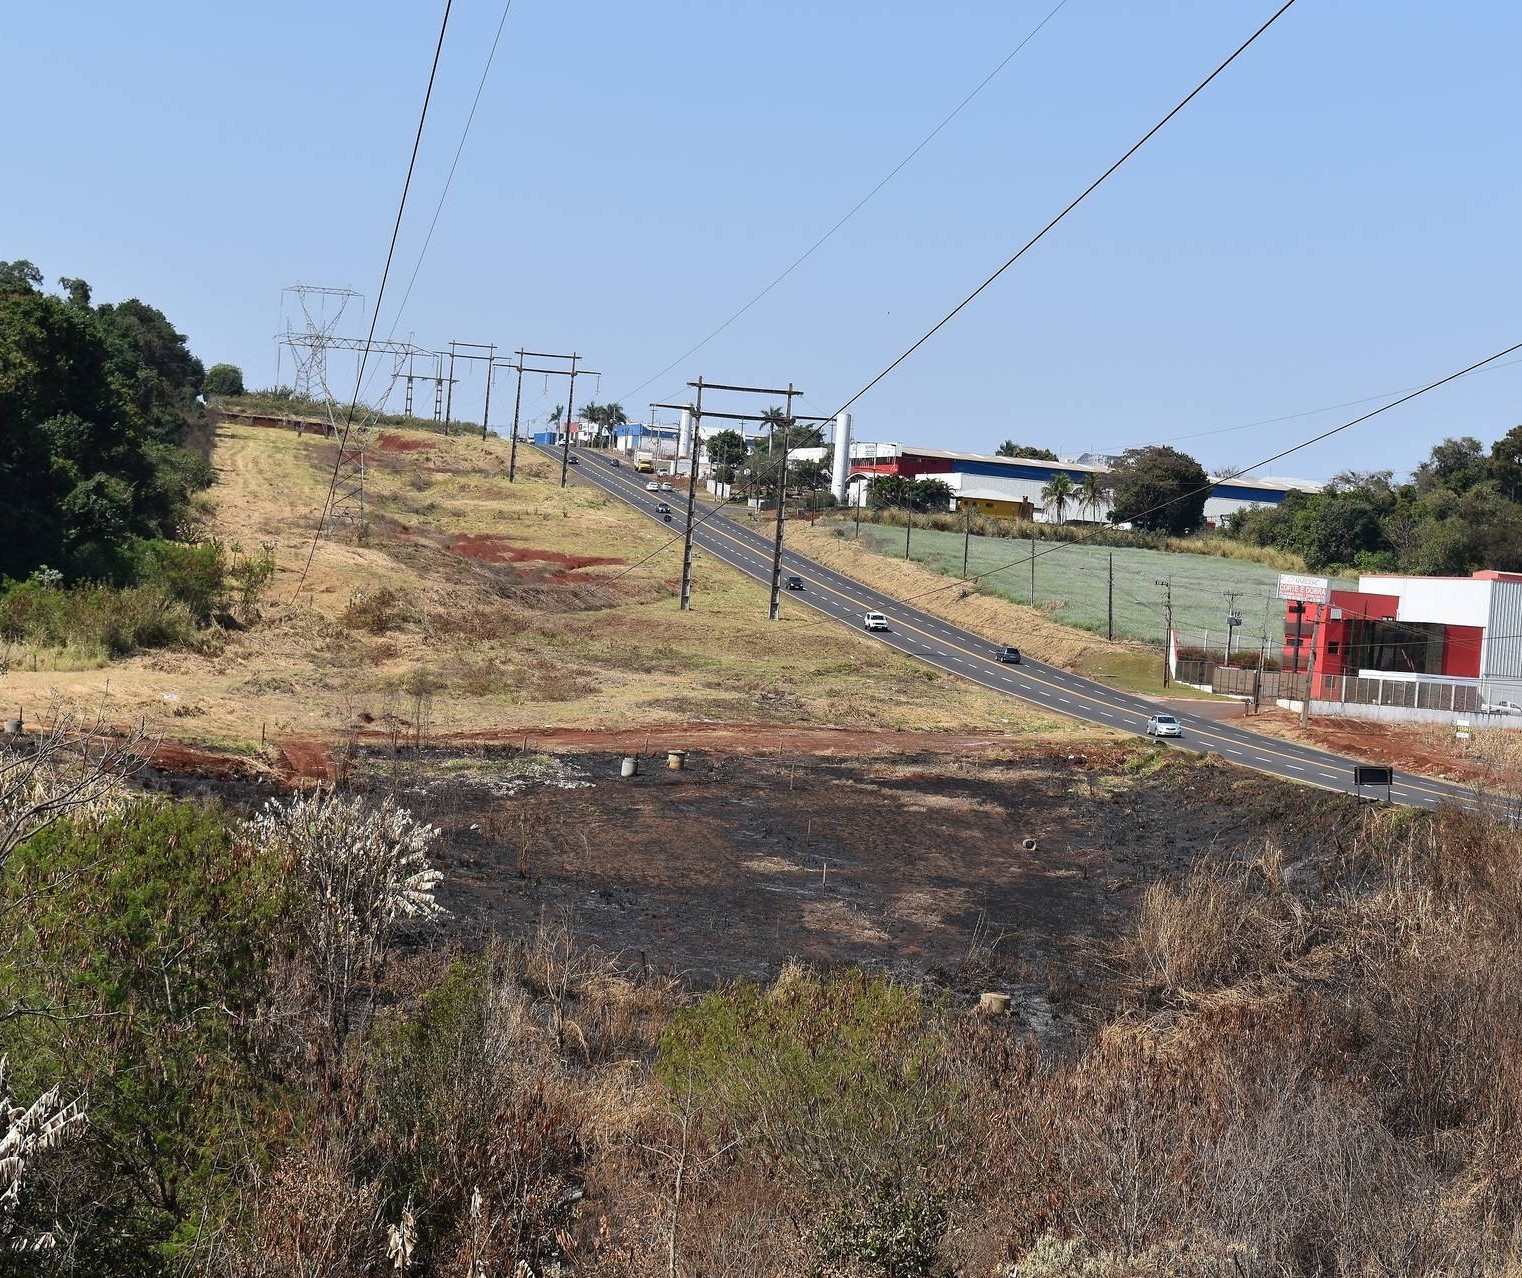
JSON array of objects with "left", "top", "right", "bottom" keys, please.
[
  {"left": 277, "top": 285, "right": 363, "bottom": 399},
  {"left": 1154, "top": 577, "right": 1174, "bottom": 688}
]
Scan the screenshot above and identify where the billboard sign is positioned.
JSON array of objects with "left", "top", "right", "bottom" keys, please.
[{"left": 1277, "top": 573, "right": 1332, "bottom": 604}]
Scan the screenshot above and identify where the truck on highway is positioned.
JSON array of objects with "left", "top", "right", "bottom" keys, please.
[{"left": 634, "top": 450, "right": 655, "bottom": 473}]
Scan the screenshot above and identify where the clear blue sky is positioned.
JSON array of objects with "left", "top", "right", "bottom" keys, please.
[{"left": 7, "top": 1, "right": 1520, "bottom": 480}]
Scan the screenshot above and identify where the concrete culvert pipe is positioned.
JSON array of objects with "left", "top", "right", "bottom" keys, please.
[
  {"left": 1022, "top": 837, "right": 1038, "bottom": 852},
  {"left": 620, "top": 756, "right": 639, "bottom": 778}
]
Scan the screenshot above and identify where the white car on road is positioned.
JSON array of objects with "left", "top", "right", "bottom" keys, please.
[
  {"left": 1145, "top": 713, "right": 1182, "bottom": 737},
  {"left": 644, "top": 480, "right": 661, "bottom": 492},
  {"left": 863, "top": 612, "right": 889, "bottom": 631}
]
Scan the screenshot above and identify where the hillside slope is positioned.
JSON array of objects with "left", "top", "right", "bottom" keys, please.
[{"left": 1, "top": 422, "right": 1102, "bottom": 750}]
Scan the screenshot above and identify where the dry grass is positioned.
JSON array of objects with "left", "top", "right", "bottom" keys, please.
[{"left": 0, "top": 424, "right": 1101, "bottom": 751}]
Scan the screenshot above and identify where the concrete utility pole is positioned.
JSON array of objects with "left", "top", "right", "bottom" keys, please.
[
  {"left": 1300, "top": 604, "right": 1323, "bottom": 727},
  {"left": 651, "top": 382, "right": 708, "bottom": 611},
  {"left": 1107, "top": 551, "right": 1115, "bottom": 641},
  {"left": 504, "top": 350, "right": 526, "bottom": 481},
  {"left": 437, "top": 341, "right": 496, "bottom": 439},
  {"left": 501, "top": 350, "right": 597, "bottom": 487},
  {"left": 962, "top": 503, "right": 972, "bottom": 579},
  {"left": 668, "top": 381, "right": 830, "bottom": 617},
  {"left": 1223, "top": 589, "right": 1243, "bottom": 665},
  {"left": 1154, "top": 578, "right": 1174, "bottom": 689},
  {"left": 767, "top": 386, "right": 797, "bottom": 621}
]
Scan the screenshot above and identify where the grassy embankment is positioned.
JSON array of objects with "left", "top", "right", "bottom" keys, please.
[{"left": 0, "top": 422, "right": 1098, "bottom": 749}]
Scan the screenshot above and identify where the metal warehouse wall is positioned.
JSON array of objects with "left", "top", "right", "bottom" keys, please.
[{"left": 1484, "top": 579, "right": 1522, "bottom": 681}]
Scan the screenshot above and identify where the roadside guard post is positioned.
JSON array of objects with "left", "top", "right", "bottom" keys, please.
[{"left": 1352, "top": 764, "right": 1394, "bottom": 803}]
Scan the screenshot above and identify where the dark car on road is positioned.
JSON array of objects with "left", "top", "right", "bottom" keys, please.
[
  {"left": 607, "top": 457, "right": 621, "bottom": 467},
  {"left": 567, "top": 455, "right": 579, "bottom": 465},
  {"left": 785, "top": 575, "right": 804, "bottom": 591},
  {"left": 995, "top": 645, "right": 1022, "bottom": 664}
]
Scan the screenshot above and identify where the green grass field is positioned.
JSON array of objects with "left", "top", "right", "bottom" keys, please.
[{"left": 854, "top": 524, "right": 1347, "bottom": 656}]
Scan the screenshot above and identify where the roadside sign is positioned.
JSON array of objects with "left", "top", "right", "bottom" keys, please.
[
  {"left": 1277, "top": 573, "right": 1332, "bottom": 604},
  {"left": 1353, "top": 764, "right": 1394, "bottom": 802}
]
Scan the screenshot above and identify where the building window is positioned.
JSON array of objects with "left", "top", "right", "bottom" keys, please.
[{"left": 1328, "top": 642, "right": 1340, "bottom": 654}]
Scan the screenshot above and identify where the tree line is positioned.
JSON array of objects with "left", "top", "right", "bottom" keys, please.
[
  {"left": 1225, "top": 430, "right": 1522, "bottom": 574},
  {"left": 0, "top": 260, "right": 214, "bottom": 583}
]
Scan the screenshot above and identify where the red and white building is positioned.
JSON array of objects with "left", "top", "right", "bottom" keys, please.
[{"left": 1285, "top": 570, "right": 1522, "bottom": 717}]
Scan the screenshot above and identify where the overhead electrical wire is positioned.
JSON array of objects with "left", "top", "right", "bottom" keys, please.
[
  {"left": 359, "top": 0, "right": 518, "bottom": 406},
  {"left": 822, "top": 0, "right": 1300, "bottom": 424},
  {"left": 616, "top": 0, "right": 1073, "bottom": 404},
  {"left": 1146, "top": 355, "right": 1522, "bottom": 449},
  {"left": 607, "top": 2, "right": 1301, "bottom": 583},
  {"left": 292, "top": 0, "right": 454, "bottom": 601},
  {"left": 895, "top": 337, "right": 1522, "bottom": 609}
]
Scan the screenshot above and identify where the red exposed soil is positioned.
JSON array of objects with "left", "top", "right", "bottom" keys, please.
[
  {"left": 148, "top": 740, "right": 261, "bottom": 780},
  {"left": 1247, "top": 707, "right": 1493, "bottom": 785},
  {"left": 446, "top": 533, "right": 624, "bottom": 571},
  {"left": 275, "top": 740, "right": 337, "bottom": 783},
  {"left": 376, "top": 432, "right": 436, "bottom": 453}
]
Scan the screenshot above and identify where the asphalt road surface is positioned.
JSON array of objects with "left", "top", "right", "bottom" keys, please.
[{"left": 550, "top": 446, "right": 1485, "bottom": 813}]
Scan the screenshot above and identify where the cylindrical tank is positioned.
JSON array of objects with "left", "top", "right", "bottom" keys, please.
[
  {"left": 830, "top": 411, "right": 852, "bottom": 503},
  {"left": 678, "top": 408, "right": 693, "bottom": 463},
  {"left": 620, "top": 756, "right": 639, "bottom": 778}
]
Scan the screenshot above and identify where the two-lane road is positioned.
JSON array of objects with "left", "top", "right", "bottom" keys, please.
[{"left": 551, "top": 446, "right": 1480, "bottom": 812}]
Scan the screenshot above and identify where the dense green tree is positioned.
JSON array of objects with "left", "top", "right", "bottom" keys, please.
[
  {"left": 1413, "top": 435, "right": 1488, "bottom": 495},
  {"left": 908, "top": 477, "right": 953, "bottom": 512},
  {"left": 1490, "top": 424, "right": 1522, "bottom": 500},
  {"left": 0, "top": 266, "right": 210, "bottom": 581},
  {"left": 204, "top": 361, "right": 245, "bottom": 397},
  {"left": 1107, "top": 445, "right": 1209, "bottom": 535},
  {"left": 996, "top": 440, "right": 1059, "bottom": 461},
  {"left": 705, "top": 428, "right": 748, "bottom": 469}
]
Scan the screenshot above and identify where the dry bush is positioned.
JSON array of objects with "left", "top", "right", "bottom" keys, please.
[
  {"left": 1129, "top": 849, "right": 1317, "bottom": 1001},
  {"left": 212, "top": 1141, "right": 384, "bottom": 1278},
  {"left": 342, "top": 585, "right": 413, "bottom": 635}
]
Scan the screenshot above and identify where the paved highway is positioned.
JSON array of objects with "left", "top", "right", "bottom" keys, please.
[{"left": 550, "top": 446, "right": 1482, "bottom": 812}]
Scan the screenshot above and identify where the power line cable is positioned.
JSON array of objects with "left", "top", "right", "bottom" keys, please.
[
  {"left": 824, "top": 0, "right": 1300, "bottom": 423},
  {"left": 360, "top": 0, "right": 518, "bottom": 406},
  {"left": 893, "top": 337, "right": 1522, "bottom": 608},
  {"left": 615, "top": 0, "right": 1073, "bottom": 404},
  {"left": 1147, "top": 355, "right": 1522, "bottom": 449},
  {"left": 292, "top": 0, "right": 455, "bottom": 601}
]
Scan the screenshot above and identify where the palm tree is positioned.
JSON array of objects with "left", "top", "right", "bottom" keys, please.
[
  {"left": 1042, "top": 472, "right": 1076, "bottom": 524},
  {"left": 1077, "top": 472, "right": 1108, "bottom": 524}
]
